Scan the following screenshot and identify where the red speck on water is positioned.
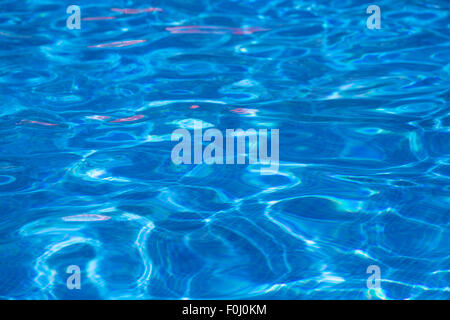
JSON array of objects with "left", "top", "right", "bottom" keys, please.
[
  {"left": 110, "top": 115, "right": 145, "bottom": 123},
  {"left": 190, "top": 105, "right": 200, "bottom": 109},
  {"left": 88, "top": 40, "right": 146, "bottom": 48}
]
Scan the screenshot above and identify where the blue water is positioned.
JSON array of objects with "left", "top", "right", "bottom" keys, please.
[{"left": 0, "top": 0, "right": 449, "bottom": 300}]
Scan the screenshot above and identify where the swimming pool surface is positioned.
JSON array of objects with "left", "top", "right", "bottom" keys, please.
[{"left": 0, "top": 0, "right": 449, "bottom": 299}]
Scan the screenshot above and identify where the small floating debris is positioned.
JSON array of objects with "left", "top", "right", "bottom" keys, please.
[
  {"left": 82, "top": 16, "right": 116, "bottom": 21},
  {"left": 110, "top": 115, "right": 145, "bottom": 123},
  {"left": 230, "top": 108, "right": 259, "bottom": 116},
  {"left": 88, "top": 39, "right": 146, "bottom": 48},
  {"left": 18, "top": 119, "right": 58, "bottom": 126}
]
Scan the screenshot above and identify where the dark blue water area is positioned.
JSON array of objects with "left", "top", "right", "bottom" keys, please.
[{"left": 0, "top": 0, "right": 449, "bottom": 299}]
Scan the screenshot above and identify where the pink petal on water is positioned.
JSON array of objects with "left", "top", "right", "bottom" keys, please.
[
  {"left": 19, "top": 119, "right": 58, "bottom": 126},
  {"left": 82, "top": 16, "right": 116, "bottom": 21},
  {"left": 88, "top": 39, "right": 146, "bottom": 48},
  {"left": 190, "top": 105, "right": 200, "bottom": 109},
  {"left": 111, "top": 7, "right": 163, "bottom": 14},
  {"left": 110, "top": 115, "right": 145, "bottom": 123},
  {"left": 231, "top": 108, "right": 259, "bottom": 115},
  {"left": 62, "top": 214, "right": 111, "bottom": 222}
]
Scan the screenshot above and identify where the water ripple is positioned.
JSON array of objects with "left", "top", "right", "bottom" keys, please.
[{"left": 0, "top": 0, "right": 448, "bottom": 300}]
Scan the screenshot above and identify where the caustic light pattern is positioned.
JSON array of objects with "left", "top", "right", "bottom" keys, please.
[{"left": 0, "top": 0, "right": 449, "bottom": 300}]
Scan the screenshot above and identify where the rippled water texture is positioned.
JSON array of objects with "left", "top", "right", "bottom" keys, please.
[{"left": 0, "top": 0, "right": 449, "bottom": 299}]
